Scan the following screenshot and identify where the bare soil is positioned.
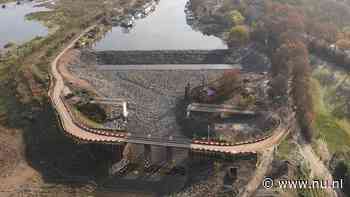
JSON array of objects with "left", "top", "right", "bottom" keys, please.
[{"left": 0, "top": 126, "right": 22, "bottom": 178}]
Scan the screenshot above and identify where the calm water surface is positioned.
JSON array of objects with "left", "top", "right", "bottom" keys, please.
[
  {"left": 0, "top": 1, "right": 48, "bottom": 49},
  {"left": 94, "top": 0, "right": 227, "bottom": 51}
]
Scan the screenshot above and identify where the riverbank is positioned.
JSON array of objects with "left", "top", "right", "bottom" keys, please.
[
  {"left": 0, "top": 1, "right": 49, "bottom": 49},
  {"left": 0, "top": 0, "right": 152, "bottom": 196}
]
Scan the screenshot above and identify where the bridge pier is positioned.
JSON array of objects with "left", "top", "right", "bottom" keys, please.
[
  {"left": 166, "top": 146, "right": 173, "bottom": 164},
  {"left": 188, "top": 150, "right": 194, "bottom": 164},
  {"left": 144, "top": 144, "right": 152, "bottom": 169},
  {"left": 122, "top": 101, "right": 128, "bottom": 120},
  {"left": 111, "top": 144, "right": 125, "bottom": 163}
]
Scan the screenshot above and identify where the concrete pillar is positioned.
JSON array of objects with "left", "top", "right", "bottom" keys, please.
[
  {"left": 166, "top": 146, "right": 173, "bottom": 164},
  {"left": 111, "top": 144, "right": 125, "bottom": 163},
  {"left": 228, "top": 167, "right": 238, "bottom": 180},
  {"left": 144, "top": 144, "right": 152, "bottom": 169},
  {"left": 122, "top": 101, "right": 128, "bottom": 120},
  {"left": 186, "top": 104, "right": 191, "bottom": 119},
  {"left": 188, "top": 149, "right": 194, "bottom": 164}
]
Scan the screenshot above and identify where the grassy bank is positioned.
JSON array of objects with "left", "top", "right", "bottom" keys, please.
[
  {"left": 0, "top": 1, "right": 145, "bottom": 195},
  {"left": 71, "top": 107, "right": 105, "bottom": 129},
  {"left": 0, "top": 0, "right": 14, "bottom": 4},
  {"left": 311, "top": 66, "right": 350, "bottom": 154},
  {"left": 0, "top": 0, "right": 112, "bottom": 115}
]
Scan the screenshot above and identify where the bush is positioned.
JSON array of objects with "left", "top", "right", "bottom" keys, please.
[
  {"left": 331, "top": 152, "right": 350, "bottom": 196},
  {"left": 229, "top": 10, "right": 245, "bottom": 26},
  {"left": 227, "top": 25, "right": 250, "bottom": 47},
  {"left": 76, "top": 103, "right": 107, "bottom": 123}
]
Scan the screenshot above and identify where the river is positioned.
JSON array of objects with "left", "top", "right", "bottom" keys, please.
[
  {"left": 93, "top": 0, "right": 227, "bottom": 51},
  {"left": 0, "top": 0, "right": 48, "bottom": 49}
]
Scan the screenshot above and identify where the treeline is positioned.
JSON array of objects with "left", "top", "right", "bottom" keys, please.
[
  {"left": 223, "top": 0, "right": 350, "bottom": 141},
  {"left": 251, "top": 2, "right": 315, "bottom": 141},
  {"left": 273, "top": 0, "right": 350, "bottom": 69}
]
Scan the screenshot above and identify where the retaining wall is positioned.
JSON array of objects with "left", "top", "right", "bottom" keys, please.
[{"left": 93, "top": 49, "right": 246, "bottom": 65}]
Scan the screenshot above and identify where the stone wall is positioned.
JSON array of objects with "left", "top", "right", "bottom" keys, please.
[{"left": 93, "top": 49, "right": 245, "bottom": 65}]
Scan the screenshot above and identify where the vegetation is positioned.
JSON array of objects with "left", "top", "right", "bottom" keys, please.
[
  {"left": 250, "top": 0, "right": 315, "bottom": 142},
  {"left": 226, "top": 10, "right": 250, "bottom": 47},
  {"left": 71, "top": 107, "right": 105, "bottom": 129},
  {"left": 190, "top": 69, "right": 242, "bottom": 104},
  {"left": 312, "top": 66, "right": 350, "bottom": 196},
  {"left": 331, "top": 152, "right": 350, "bottom": 196},
  {"left": 76, "top": 103, "right": 107, "bottom": 124},
  {"left": 312, "top": 67, "right": 350, "bottom": 154},
  {"left": 0, "top": 0, "right": 120, "bottom": 124},
  {"left": 229, "top": 10, "right": 245, "bottom": 26},
  {"left": 276, "top": 138, "right": 294, "bottom": 161},
  {"left": 228, "top": 25, "right": 250, "bottom": 47},
  {"left": 294, "top": 164, "right": 327, "bottom": 197},
  {"left": 0, "top": 1, "right": 141, "bottom": 193},
  {"left": 0, "top": 0, "right": 14, "bottom": 4}
]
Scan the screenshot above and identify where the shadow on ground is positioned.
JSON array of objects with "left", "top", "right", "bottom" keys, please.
[{"left": 21, "top": 101, "right": 120, "bottom": 185}]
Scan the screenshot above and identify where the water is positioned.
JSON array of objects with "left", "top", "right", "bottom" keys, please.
[
  {"left": 0, "top": 1, "right": 49, "bottom": 49},
  {"left": 93, "top": 0, "right": 227, "bottom": 51}
]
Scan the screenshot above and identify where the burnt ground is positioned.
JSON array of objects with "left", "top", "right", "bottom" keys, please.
[
  {"left": 67, "top": 52, "right": 229, "bottom": 165},
  {"left": 67, "top": 53, "right": 226, "bottom": 138}
]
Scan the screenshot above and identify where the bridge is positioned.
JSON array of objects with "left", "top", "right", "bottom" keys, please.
[{"left": 48, "top": 25, "right": 292, "bottom": 170}]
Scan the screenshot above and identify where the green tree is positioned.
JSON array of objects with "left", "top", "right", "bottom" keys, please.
[
  {"left": 228, "top": 25, "right": 250, "bottom": 47},
  {"left": 230, "top": 10, "right": 245, "bottom": 26}
]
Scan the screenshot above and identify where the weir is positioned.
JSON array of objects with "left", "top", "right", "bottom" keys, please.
[{"left": 93, "top": 49, "right": 250, "bottom": 65}]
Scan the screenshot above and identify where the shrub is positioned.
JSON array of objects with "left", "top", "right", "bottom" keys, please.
[{"left": 228, "top": 25, "right": 250, "bottom": 47}]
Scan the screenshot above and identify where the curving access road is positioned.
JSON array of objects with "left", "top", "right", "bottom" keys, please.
[{"left": 48, "top": 27, "right": 292, "bottom": 154}]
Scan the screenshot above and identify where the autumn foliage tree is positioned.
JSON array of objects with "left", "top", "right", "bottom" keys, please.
[
  {"left": 336, "top": 39, "right": 350, "bottom": 50},
  {"left": 216, "top": 69, "right": 241, "bottom": 101},
  {"left": 288, "top": 42, "right": 315, "bottom": 141},
  {"left": 254, "top": 1, "right": 315, "bottom": 142},
  {"left": 254, "top": 2, "right": 305, "bottom": 51}
]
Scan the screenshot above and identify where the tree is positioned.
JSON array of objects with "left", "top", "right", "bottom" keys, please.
[
  {"left": 221, "top": 69, "right": 241, "bottom": 90},
  {"left": 336, "top": 39, "right": 350, "bottom": 51},
  {"left": 229, "top": 10, "right": 245, "bottom": 26},
  {"left": 228, "top": 25, "right": 250, "bottom": 47},
  {"left": 270, "top": 73, "right": 288, "bottom": 99},
  {"left": 256, "top": 2, "right": 305, "bottom": 49},
  {"left": 250, "top": 0, "right": 315, "bottom": 142},
  {"left": 289, "top": 42, "right": 314, "bottom": 142}
]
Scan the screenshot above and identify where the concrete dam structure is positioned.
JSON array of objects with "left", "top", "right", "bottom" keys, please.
[{"left": 93, "top": 49, "right": 248, "bottom": 65}]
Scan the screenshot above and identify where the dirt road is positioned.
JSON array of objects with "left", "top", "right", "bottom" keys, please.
[
  {"left": 238, "top": 147, "right": 275, "bottom": 197},
  {"left": 58, "top": 49, "right": 99, "bottom": 95},
  {"left": 299, "top": 144, "right": 338, "bottom": 197}
]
